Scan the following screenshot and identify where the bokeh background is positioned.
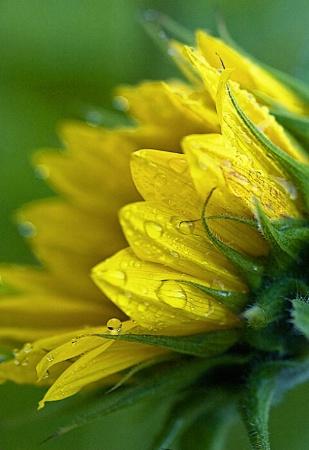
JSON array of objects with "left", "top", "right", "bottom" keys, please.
[{"left": 1, "top": 1, "right": 309, "bottom": 448}]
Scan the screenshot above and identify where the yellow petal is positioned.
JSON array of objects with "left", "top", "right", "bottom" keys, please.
[
  {"left": 38, "top": 339, "right": 166, "bottom": 408},
  {"left": 216, "top": 71, "right": 305, "bottom": 218},
  {"left": 197, "top": 31, "right": 309, "bottom": 116},
  {"left": 92, "top": 248, "right": 240, "bottom": 333},
  {"left": 183, "top": 134, "right": 269, "bottom": 256},
  {"left": 117, "top": 80, "right": 219, "bottom": 134},
  {"left": 36, "top": 124, "right": 139, "bottom": 216},
  {"left": 120, "top": 201, "right": 246, "bottom": 291},
  {"left": 130, "top": 149, "right": 203, "bottom": 217}
]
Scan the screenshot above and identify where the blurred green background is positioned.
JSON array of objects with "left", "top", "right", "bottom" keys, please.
[{"left": 1, "top": 0, "right": 309, "bottom": 448}]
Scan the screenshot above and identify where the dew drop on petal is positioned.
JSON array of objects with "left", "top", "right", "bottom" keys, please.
[
  {"left": 107, "top": 318, "right": 123, "bottom": 333},
  {"left": 23, "top": 343, "right": 33, "bottom": 354},
  {"left": 13, "top": 348, "right": 19, "bottom": 357},
  {"left": 168, "top": 158, "right": 188, "bottom": 173},
  {"left": 34, "top": 164, "right": 50, "bottom": 180},
  {"left": 71, "top": 338, "right": 78, "bottom": 345},
  {"left": 105, "top": 270, "right": 127, "bottom": 286},
  {"left": 18, "top": 222, "right": 37, "bottom": 238},
  {"left": 171, "top": 217, "right": 195, "bottom": 235},
  {"left": 154, "top": 173, "right": 167, "bottom": 188},
  {"left": 113, "top": 96, "right": 129, "bottom": 112},
  {"left": 156, "top": 280, "right": 188, "bottom": 309},
  {"left": 20, "top": 357, "right": 29, "bottom": 367},
  {"left": 42, "top": 370, "right": 50, "bottom": 379},
  {"left": 144, "top": 221, "right": 164, "bottom": 239},
  {"left": 46, "top": 353, "right": 54, "bottom": 363}
]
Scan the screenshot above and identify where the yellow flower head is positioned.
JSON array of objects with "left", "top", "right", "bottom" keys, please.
[{"left": 1, "top": 29, "right": 309, "bottom": 420}]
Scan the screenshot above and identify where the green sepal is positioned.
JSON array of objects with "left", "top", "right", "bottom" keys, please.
[
  {"left": 138, "top": 9, "right": 194, "bottom": 53},
  {"left": 240, "top": 357, "right": 309, "bottom": 450},
  {"left": 292, "top": 298, "right": 309, "bottom": 340},
  {"left": 95, "top": 328, "right": 240, "bottom": 358},
  {"left": 244, "top": 278, "right": 307, "bottom": 330},
  {"left": 180, "top": 279, "right": 248, "bottom": 314},
  {"left": 44, "top": 354, "right": 246, "bottom": 442},
  {"left": 227, "top": 84, "right": 309, "bottom": 211},
  {"left": 150, "top": 388, "right": 236, "bottom": 450},
  {"left": 272, "top": 108, "right": 309, "bottom": 149},
  {"left": 202, "top": 193, "right": 264, "bottom": 290},
  {"left": 239, "top": 361, "right": 281, "bottom": 450},
  {"left": 254, "top": 199, "right": 309, "bottom": 272}
]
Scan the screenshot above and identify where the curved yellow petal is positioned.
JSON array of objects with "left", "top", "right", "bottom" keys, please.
[
  {"left": 120, "top": 201, "right": 246, "bottom": 290},
  {"left": 38, "top": 339, "right": 166, "bottom": 408},
  {"left": 92, "top": 248, "right": 240, "bottom": 333},
  {"left": 216, "top": 72, "right": 305, "bottom": 218},
  {"left": 197, "top": 31, "right": 309, "bottom": 116}
]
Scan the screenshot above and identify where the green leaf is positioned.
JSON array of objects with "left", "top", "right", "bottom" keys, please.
[
  {"left": 201, "top": 191, "right": 264, "bottom": 290},
  {"left": 95, "top": 328, "right": 240, "bottom": 358},
  {"left": 253, "top": 200, "right": 305, "bottom": 272},
  {"left": 292, "top": 298, "right": 309, "bottom": 340},
  {"left": 181, "top": 279, "right": 248, "bottom": 314},
  {"left": 151, "top": 388, "right": 236, "bottom": 450},
  {"left": 239, "top": 362, "right": 280, "bottom": 450},
  {"left": 244, "top": 278, "right": 306, "bottom": 330},
  {"left": 272, "top": 109, "right": 309, "bottom": 149},
  {"left": 44, "top": 354, "right": 245, "bottom": 442}
]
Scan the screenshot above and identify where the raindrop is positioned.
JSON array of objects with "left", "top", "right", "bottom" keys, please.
[
  {"left": 107, "top": 318, "right": 123, "bottom": 333},
  {"left": 212, "top": 279, "right": 225, "bottom": 290},
  {"left": 154, "top": 172, "right": 167, "bottom": 188},
  {"left": 273, "top": 177, "right": 298, "bottom": 200},
  {"left": 18, "top": 221, "right": 37, "bottom": 238},
  {"left": 168, "top": 158, "right": 188, "bottom": 173},
  {"left": 13, "top": 348, "right": 19, "bottom": 357},
  {"left": 42, "top": 370, "right": 50, "bottom": 379},
  {"left": 156, "top": 280, "right": 188, "bottom": 309},
  {"left": 137, "top": 302, "right": 150, "bottom": 313},
  {"left": 23, "top": 343, "right": 33, "bottom": 354},
  {"left": 113, "top": 96, "right": 129, "bottom": 112},
  {"left": 46, "top": 354, "right": 54, "bottom": 363},
  {"left": 20, "top": 357, "right": 29, "bottom": 367},
  {"left": 71, "top": 338, "right": 78, "bottom": 345},
  {"left": 144, "top": 221, "right": 163, "bottom": 239},
  {"left": 34, "top": 164, "right": 49, "bottom": 180},
  {"left": 106, "top": 270, "right": 127, "bottom": 286},
  {"left": 171, "top": 217, "right": 195, "bottom": 235}
]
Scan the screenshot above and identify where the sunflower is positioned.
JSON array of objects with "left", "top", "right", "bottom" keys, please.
[{"left": 1, "top": 30, "right": 309, "bottom": 448}]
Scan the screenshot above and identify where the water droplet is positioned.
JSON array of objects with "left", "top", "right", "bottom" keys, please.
[
  {"left": 34, "top": 164, "right": 49, "bottom": 180},
  {"left": 13, "top": 348, "right": 19, "bottom": 357},
  {"left": 124, "top": 290, "right": 132, "bottom": 298},
  {"left": 168, "top": 158, "right": 188, "bottom": 173},
  {"left": 212, "top": 279, "right": 225, "bottom": 290},
  {"left": 20, "top": 357, "right": 29, "bottom": 367},
  {"left": 106, "top": 270, "right": 127, "bottom": 286},
  {"left": 107, "top": 318, "right": 122, "bottom": 333},
  {"left": 18, "top": 222, "right": 37, "bottom": 238},
  {"left": 170, "top": 250, "right": 179, "bottom": 258},
  {"left": 154, "top": 172, "right": 167, "bottom": 188},
  {"left": 46, "top": 354, "right": 54, "bottom": 362},
  {"left": 23, "top": 343, "right": 33, "bottom": 354},
  {"left": 198, "top": 154, "right": 208, "bottom": 171},
  {"left": 137, "top": 302, "right": 150, "bottom": 313},
  {"left": 71, "top": 338, "right": 78, "bottom": 345},
  {"left": 156, "top": 280, "right": 187, "bottom": 309},
  {"left": 171, "top": 217, "right": 195, "bottom": 235},
  {"left": 42, "top": 370, "right": 50, "bottom": 379},
  {"left": 144, "top": 221, "right": 163, "bottom": 239},
  {"left": 113, "top": 96, "right": 129, "bottom": 112},
  {"left": 14, "top": 359, "right": 20, "bottom": 366},
  {"left": 273, "top": 177, "right": 298, "bottom": 200}
]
